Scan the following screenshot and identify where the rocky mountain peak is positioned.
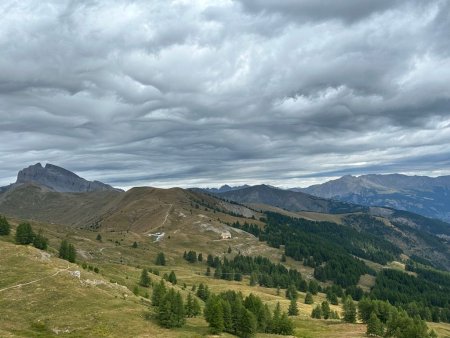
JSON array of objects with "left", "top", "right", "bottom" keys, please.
[{"left": 15, "top": 163, "right": 119, "bottom": 193}]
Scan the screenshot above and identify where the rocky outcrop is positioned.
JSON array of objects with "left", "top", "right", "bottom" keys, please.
[{"left": 13, "top": 163, "right": 119, "bottom": 193}]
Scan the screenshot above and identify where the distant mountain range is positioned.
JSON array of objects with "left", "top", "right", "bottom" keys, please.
[
  {"left": 1, "top": 163, "right": 120, "bottom": 193},
  {"left": 297, "top": 174, "right": 450, "bottom": 222},
  {"left": 216, "top": 184, "right": 365, "bottom": 214},
  {"left": 200, "top": 184, "right": 251, "bottom": 194},
  {"left": 1, "top": 164, "right": 450, "bottom": 269}
]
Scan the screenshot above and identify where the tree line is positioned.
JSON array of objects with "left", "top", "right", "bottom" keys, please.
[
  {"left": 358, "top": 297, "right": 437, "bottom": 338},
  {"left": 370, "top": 268, "right": 450, "bottom": 323},
  {"left": 205, "top": 253, "right": 308, "bottom": 290},
  {"left": 204, "top": 290, "right": 293, "bottom": 337}
]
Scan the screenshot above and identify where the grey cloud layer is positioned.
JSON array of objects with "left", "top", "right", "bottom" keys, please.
[{"left": 1, "top": 0, "right": 449, "bottom": 188}]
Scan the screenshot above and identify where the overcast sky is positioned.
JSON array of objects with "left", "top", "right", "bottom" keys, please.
[{"left": 1, "top": 0, "right": 450, "bottom": 189}]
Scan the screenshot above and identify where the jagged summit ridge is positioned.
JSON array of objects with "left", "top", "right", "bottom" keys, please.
[{"left": 15, "top": 163, "right": 118, "bottom": 193}]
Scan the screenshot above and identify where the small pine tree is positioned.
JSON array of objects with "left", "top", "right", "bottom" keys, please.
[
  {"left": 305, "top": 292, "right": 314, "bottom": 304},
  {"left": 327, "top": 292, "right": 339, "bottom": 305},
  {"left": 192, "top": 297, "right": 201, "bottom": 317},
  {"left": 168, "top": 270, "right": 177, "bottom": 284},
  {"left": 196, "top": 283, "right": 210, "bottom": 301},
  {"left": 343, "top": 296, "right": 357, "bottom": 323},
  {"left": 59, "top": 239, "right": 69, "bottom": 259},
  {"left": 0, "top": 215, "right": 11, "bottom": 236},
  {"left": 155, "top": 252, "right": 166, "bottom": 266},
  {"left": 15, "top": 222, "right": 34, "bottom": 244},
  {"left": 185, "top": 293, "right": 194, "bottom": 317},
  {"left": 221, "top": 300, "right": 233, "bottom": 332},
  {"left": 152, "top": 280, "right": 166, "bottom": 307},
  {"left": 205, "top": 297, "right": 224, "bottom": 334},
  {"left": 67, "top": 243, "right": 76, "bottom": 263},
  {"left": 288, "top": 298, "right": 299, "bottom": 316},
  {"left": 286, "top": 284, "right": 298, "bottom": 300},
  {"left": 33, "top": 230, "right": 48, "bottom": 250},
  {"left": 311, "top": 305, "right": 322, "bottom": 319},
  {"left": 281, "top": 253, "right": 286, "bottom": 262},
  {"left": 171, "top": 291, "right": 186, "bottom": 327},
  {"left": 238, "top": 308, "right": 257, "bottom": 338},
  {"left": 279, "top": 312, "right": 294, "bottom": 335},
  {"left": 206, "top": 266, "right": 211, "bottom": 276},
  {"left": 227, "top": 246, "right": 232, "bottom": 254},
  {"left": 309, "top": 280, "right": 319, "bottom": 295},
  {"left": 321, "top": 301, "right": 331, "bottom": 319},
  {"left": 198, "top": 253, "right": 203, "bottom": 262},
  {"left": 96, "top": 234, "right": 102, "bottom": 241},
  {"left": 132, "top": 241, "right": 138, "bottom": 248},
  {"left": 366, "top": 312, "right": 383, "bottom": 336},
  {"left": 157, "top": 291, "right": 173, "bottom": 327},
  {"left": 139, "top": 268, "right": 151, "bottom": 287},
  {"left": 271, "top": 302, "right": 281, "bottom": 333}
]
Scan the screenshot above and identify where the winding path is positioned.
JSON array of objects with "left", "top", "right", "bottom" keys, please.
[{"left": 0, "top": 264, "right": 70, "bottom": 293}]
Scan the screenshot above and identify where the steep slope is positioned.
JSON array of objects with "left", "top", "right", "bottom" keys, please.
[
  {"left": 3, "top": 163, "right": 120, "bottom": 193},
  {"left": 217, "top": 184, "right": 366, "bottom": 214},
  {"left": 300, "top": 174, "right": 450, "bottom": 222}
]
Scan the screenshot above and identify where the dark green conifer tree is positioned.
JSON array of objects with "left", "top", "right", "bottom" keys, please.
[
  {"left": 285, "top": 284, "right": 298, "bottom": 300},
  {"left": 67, "top": 243, "right": 76, "bottom": 263},
  {"left": 311, "top": 305, "right": 322, "bottom": 319},
  {"left": 168, "top": 270, "right": 177, "bottom": 284},
  {"left": 205, "top": 297, "right": 224, "bottom": 334},
  {"left": 278, "top": 312, "right": 294, "bottom": 335},
  {"left": 33, "top": 230, "right": 48, "bottom": 250},
  {"left": 0, "top": 215, "right": 11, "bottom": 236},
  {"left": 152, "top": 280, "right": 166, "bottom": 307},
  {"left": 155, "top": 252, "right": 166, "bottom": 266},
  {"left": 237, "top": 309, "right": 257, "bottom": 338},
  {"left": 139, "top": 268, "right": 151, "bottom": 287},
  {"left": 59, "top": 239, "right": 69, "bottom": 259},
  {"left": 288, "top": 298, "right": 299, "bottom": 316},
  {"left": 343, "top": 296, "right": 357, "bottom": 323},
  {"left": 15, "top": 222, "right": 34, "bottom": 244},
  {"left": 321, "top": 301, "right": 331, "bottom": 320},
  {"left": 366, "top": 312, "right": 383, "bottom": 336},
  {"left": 304, "top": 292, "right": 314, "bottom": 304}
]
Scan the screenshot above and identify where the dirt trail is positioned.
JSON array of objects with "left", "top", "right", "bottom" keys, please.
[
  {"left": 0, "top": 264, "right": 70, "bottom": 293},
  {"left": 145, "top": 203, "right": 173, "bottom": 234}
]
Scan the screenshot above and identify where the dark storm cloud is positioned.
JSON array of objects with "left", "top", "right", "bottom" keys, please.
[
  {"left": 1, "top": 0, "right": 450, "bottom": 189},
  {"left": 236, "top": 0, "right": 405, "bottom": 23}
]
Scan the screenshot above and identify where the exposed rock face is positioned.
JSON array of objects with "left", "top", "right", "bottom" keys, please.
[{"left": 14, "top": 163, "right": 118, "bottom": 193}]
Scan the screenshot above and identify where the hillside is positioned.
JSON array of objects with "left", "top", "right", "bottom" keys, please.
[
  {"left": 1, "top": 166, "right": 450, "bottom": 337},
  {"left": 216, "top": 184, "right": 366, "bottom": 214},
  {"left": 299, "top": 174, "right": 450, "bottom": 223},
  {"left": 0, "top": 214, "right": 368, "bottom": 338}
]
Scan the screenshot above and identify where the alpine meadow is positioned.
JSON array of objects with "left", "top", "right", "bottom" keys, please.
[{"left": 2, "top": 1, "right": 450, "bottom": 338}]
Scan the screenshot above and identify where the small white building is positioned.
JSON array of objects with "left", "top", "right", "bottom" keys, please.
[{"left": 220, "top": 231, "right": 231, "bottom": 240}]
